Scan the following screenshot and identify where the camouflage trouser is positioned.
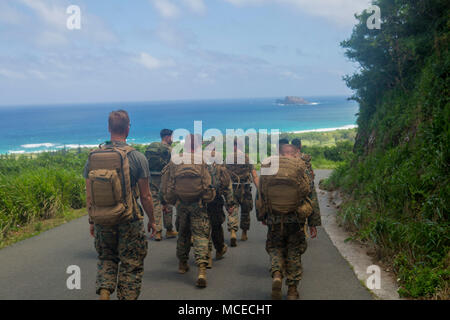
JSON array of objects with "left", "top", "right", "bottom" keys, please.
[
  {"left": 207, "top": 205, "right": 226, "bottom": 253},
  {"left": 266, "top": 223, "right": 307, "bottom": 286},
  {"left": 176, "top": 202, "right": 210, "bottom": 266},
  {"left": 94, "top": 219, "right": 148, "bottom": 300},
  {"left": 227, "top": 184, "right": 253, "bottom": 232},
  {"left": 150, "top": 184, "right": 174, "bottom": 232}
]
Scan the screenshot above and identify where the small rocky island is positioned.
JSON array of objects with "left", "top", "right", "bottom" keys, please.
[{"left": 276, "top": 96, "right": 310, "bottom": 105}]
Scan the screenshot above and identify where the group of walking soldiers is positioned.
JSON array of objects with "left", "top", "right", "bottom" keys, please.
[{"left": 84, "top": 110, "right": 321, "bottom": 300}]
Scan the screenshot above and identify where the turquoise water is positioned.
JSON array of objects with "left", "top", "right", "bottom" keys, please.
[{"left": 0, "top": 96, "right": 358, "bottom": 154}]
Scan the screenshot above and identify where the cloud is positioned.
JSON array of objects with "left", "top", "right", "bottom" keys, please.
[
  {"left": 183, "top": 0, "right": 206, "bottom": 14},
  {"left": 0, "top": 68, "right": 26, "bottom": 79},
  {"left": 19, "top": 0, "right": 67, "bottom": 28},
  {"left": 151, "top": 0, "right": 180, "bottom": 18},
  {"left": 260, "top": 44, "right": 278, "bottom": 54},
  {"left": 224, "top": 0, "right": 372, "bottom": 26},
  {"left": 9, "top": 0, "right": 117, "bottom": 48},
  {"left": 155, "top": 23, "right": 197, "bottom": 49},
  {"left": 280, "top": 70, "right": 302, "bottom": 80},
  {"left": 136, "top": 52, "right": 175, "bottom": 70}
]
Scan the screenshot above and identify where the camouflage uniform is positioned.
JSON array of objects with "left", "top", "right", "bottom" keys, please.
[
  {"left": 147, "top": 142, "right": 174, "bottom": 233},
  {"left": 150, "top": 177, "right": 174, "bottom": 232},
  {"left": 94, "top": 219, "right": 147, "bottom": 299},
  {"left": 264, "top": 154, "right": 321, "bottom": 286},
  {"left": 226, "top": 153, "right": 255, "bottom": 232},
  {"left": 176, "top": 202, "right": 210, "bottom": 266},
  {"left": 162, "top": 154, "right": 214, "bottom": 267},
  {"left": 84, "top": 141, "right": 149, "bottom": 300},
  {"left": 207, "top": 164, "right": 235, "bottom": 253},
  {"left": 299, "top": 153, "right": 321, "bottom": 220}
]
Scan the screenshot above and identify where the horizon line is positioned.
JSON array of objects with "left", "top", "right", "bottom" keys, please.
[{"left": 0, "top": 94, "right": 354, "bottom": 109}]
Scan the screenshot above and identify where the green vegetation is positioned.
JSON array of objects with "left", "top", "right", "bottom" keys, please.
[
  {"left": 0, "top": 150, "right": 88, "bottom": 243},
  {"left": 280, "top": 129, "right": 356, "bottom": 169},
  {"left": 324, "top": 0, "right": 449, "bottom": 299}
]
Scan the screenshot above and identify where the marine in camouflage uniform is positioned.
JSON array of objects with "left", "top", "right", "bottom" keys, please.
[
  {"left": 84, "top": 140, "right": 150, "bottom": 300},
  {"left": 226, "top": 150, "right": 258, "bottom": 245},
  {"left": 262, "top": 144, "right": 321, "bottom": 300},
  {"left": 206, "top": 163, "right": 235, "bottom": 264},
  {"left": 176, "top": 201, "right": 211, "bottom": 267},
  {"left": 145, "top": 130, "right": 176, "bottom": 240},
  {"left": 161, "top": 137, "right": 214, "bottom": 287}
]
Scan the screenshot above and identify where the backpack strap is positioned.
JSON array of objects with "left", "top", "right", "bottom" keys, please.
[{"left": 111, "top": 143, "right": 141, "bottom": 219}]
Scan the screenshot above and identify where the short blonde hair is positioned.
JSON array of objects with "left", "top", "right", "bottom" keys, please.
[{"left": 108, "top": 110, "right": 130, "bottom": 135}]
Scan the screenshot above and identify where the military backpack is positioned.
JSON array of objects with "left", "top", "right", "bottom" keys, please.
[
  {"left": 260, "top": 156, "right": 311, "bottom": 215},
  {"left": 161, "top": 153, "right": 216, "bottom": 205},
  {"left": 87, "top": 143, "right": 137, "bottom": 226},
  {"left": 145, "top": 142, "right": 171, "bottom": 174}
]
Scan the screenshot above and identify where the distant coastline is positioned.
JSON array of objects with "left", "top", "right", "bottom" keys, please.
[{"left": 4, "top": 124, "right": 358, "bottom": 155}]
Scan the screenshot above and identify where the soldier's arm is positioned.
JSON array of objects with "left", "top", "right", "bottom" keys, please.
[
  {"left": 251, "top": 169, "right": 259, "bottom": 190},
  {"left": 138, "top": 178, "right": 157, "bottom": 237},
  {"left": 224, "top": 181, "right": 235, "bottom": 212},
  {"left": 85, "top": 179, "right": 95, "bottom": 237},
  {"left": 307, "top": 189, "right": 322, "bottom": 227}
]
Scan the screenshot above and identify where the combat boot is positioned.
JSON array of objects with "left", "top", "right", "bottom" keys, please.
[
  {"left": 196, "top": 263, "right": 207, "bottom": 288},
  {"left": 216, "top": 244, "right": 228, "bottom": 260},
  {"left": 166, "top": 229, "right": 178, "bottom": 239},
  {"left": 99, "top": 289, "right": 110, "bottom": 300},
  {"left": 154, "top": 231, "right": 162, "bottom": 241},
  {"left": 241, "top": 230, "right": 248, "bottom": 241},
  {"left": 207, "top": 255, "right": 213, "bottom": 269},
  {"left": 287, "top": 285, "right": 299, "bottom": 300},
  {"left": 271, "top": 271, "right": 282, "bottom": 300},
  {"left": 178, "top": 260, "right": 189, "bottom": 274},
  {"left": 230, "top": 230, "right": 237, "bottom": 247}
]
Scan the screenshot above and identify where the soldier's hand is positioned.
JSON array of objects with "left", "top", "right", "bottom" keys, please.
[
  {"left": 162, "top": 205, "right": 169, "bottom": 214},
  {"left": 309, "top": 226, "right": 317, "bottom": 238},
  {"left": 148, "top": 222, "right": 157, "bottom": 238},
  {"left": 89, "top": 224, "right": 95, "bottom": 237},
  {"left": 261, "top": 220, "right": 267, "bottom": 226}
]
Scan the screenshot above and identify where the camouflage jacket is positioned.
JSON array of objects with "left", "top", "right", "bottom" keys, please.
[
  {"left": 208, "top": 163, "right": 235, "bottom": 209},
  {"left": 299, "top": 152, "right": 321, "bottom": 227}
]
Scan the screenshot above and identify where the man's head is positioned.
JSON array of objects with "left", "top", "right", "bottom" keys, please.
[
  {"left": 108, "top": 110, "right": 130, "bottom": 139},
  {"left": 280, "top": 144, "right": 297, "bottom": 158},
  {"left": 279, "top": 138, "right": 289, "bottom": 146},
  {"left": 160, "top": 129, "right": 173, "bottom": 145},
  {"left": 291, "top": 138, "right": 302, "bottom": 152}
]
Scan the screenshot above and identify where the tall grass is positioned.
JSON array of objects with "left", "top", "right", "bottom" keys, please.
[{"left": 0, "top": 151, "right": 87, "bottom": 239}]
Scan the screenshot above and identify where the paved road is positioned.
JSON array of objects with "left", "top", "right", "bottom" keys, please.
[{"left": 0, "top": 170, "right": 372, "bottom": 300}]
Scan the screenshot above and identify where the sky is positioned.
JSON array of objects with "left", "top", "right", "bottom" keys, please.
[{"left": 0, "top": 0, "right": 371, "bottom": 106}]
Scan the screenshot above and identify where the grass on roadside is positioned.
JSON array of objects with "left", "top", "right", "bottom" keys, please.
[{"left": 0, "top": 208, "right": 87, "bottom": 249}]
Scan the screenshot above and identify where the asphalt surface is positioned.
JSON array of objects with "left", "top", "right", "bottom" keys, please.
[{"left": 0, "top": 170, "right": 372, "bottom": 300}]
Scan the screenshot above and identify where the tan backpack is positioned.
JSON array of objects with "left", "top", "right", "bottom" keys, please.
[
  {"left": 87, "top": 143, "right": 137, "bottom": 225},
  {"left": 260, "top": 156, "right": 311, "bottom": 215},
  {"left": 162, "top": 153, "right": 216, "bottom": 204}
]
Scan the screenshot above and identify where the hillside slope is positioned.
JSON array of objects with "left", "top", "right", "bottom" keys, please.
[{"left": 325, "top": 0, "right": 449, "bottom": 298}]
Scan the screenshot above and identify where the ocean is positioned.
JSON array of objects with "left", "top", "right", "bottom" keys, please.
[{"left": 0, "top": 96, "right": 359, "bottom": 154}]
